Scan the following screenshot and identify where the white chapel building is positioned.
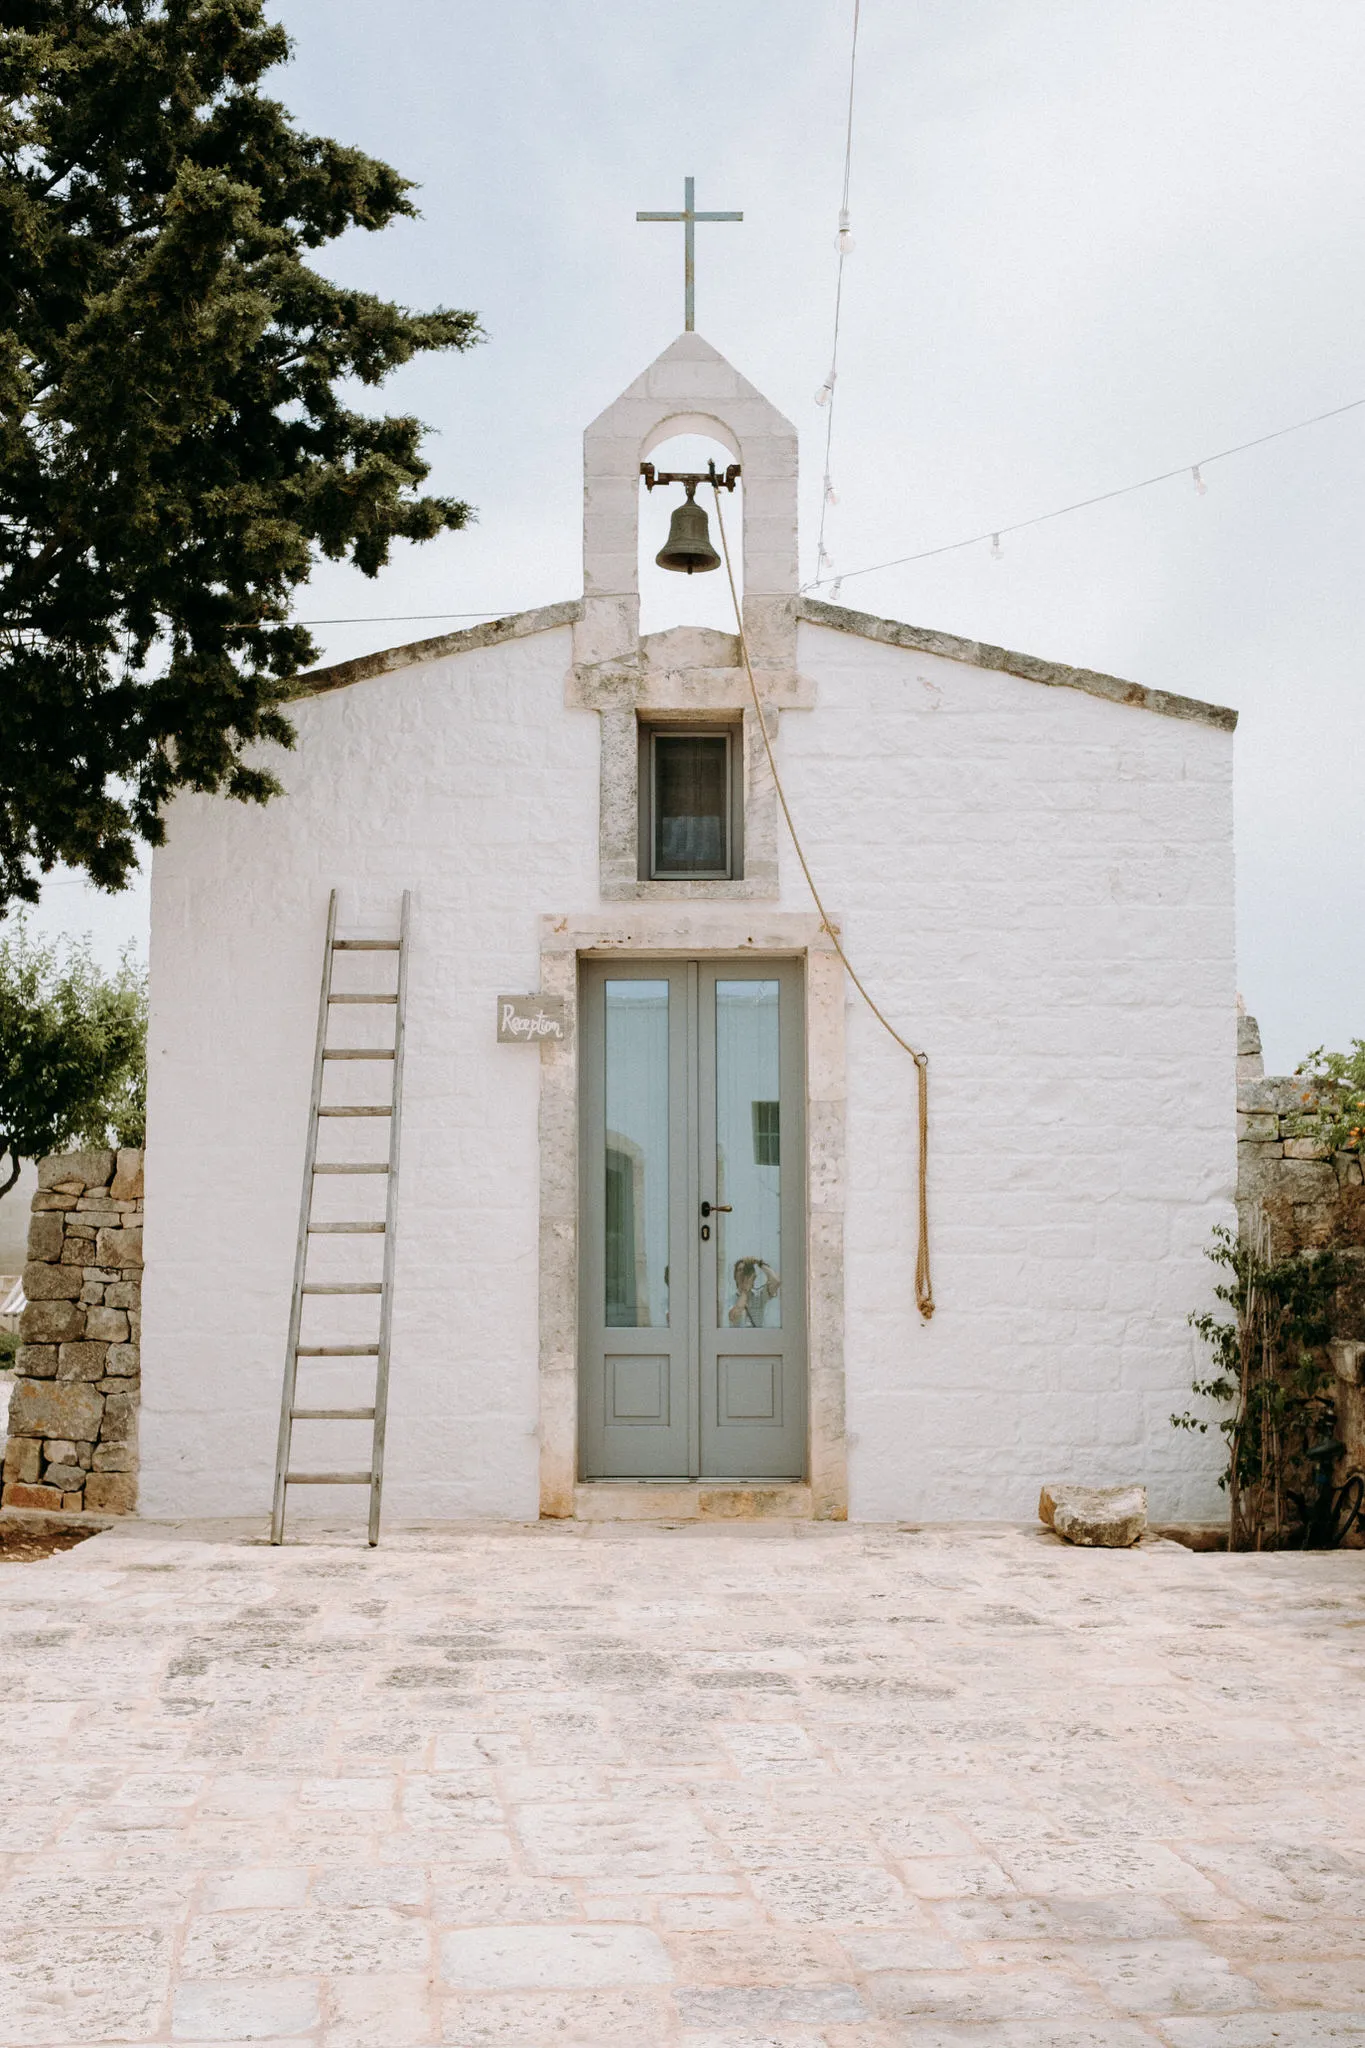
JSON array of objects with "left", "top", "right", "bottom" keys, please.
[{"left": 140, "top": 334, "right": 1237, "bottom": 1527}]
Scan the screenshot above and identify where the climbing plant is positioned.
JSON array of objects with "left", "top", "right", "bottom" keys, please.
[
  {"left": 1173, "top": 1210, "right": 1343, "bottom": 1549},
  {"left": 1288, "top": 1042, "right": 1365, "bottom": 1154}
]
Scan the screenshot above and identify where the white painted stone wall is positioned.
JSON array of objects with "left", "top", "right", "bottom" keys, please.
[
  {"left": 141, "top": 610, "right": 1234, "bottom": 1525},
  {"left": 141, "top": 624, "right": 599, "bottom": 1521},
  {"left": 783, "top": 622, "right": 1235, "bottom": 1522}
]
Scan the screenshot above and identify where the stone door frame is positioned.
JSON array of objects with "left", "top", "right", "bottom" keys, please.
[{"left": 536, "top": 911, "right": 847, "bottom": 1520}]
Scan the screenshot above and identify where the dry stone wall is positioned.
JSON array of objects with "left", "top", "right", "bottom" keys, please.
[
  {"left": 2, "top": 1149, "right": 143, "bottom": 1515},
  {"left": 1237, "top": 1016, "right": 1365, "bottom": 1477},
  {"left": 1237, "top": 1016, "right": 1365, "bottom": 1251}
]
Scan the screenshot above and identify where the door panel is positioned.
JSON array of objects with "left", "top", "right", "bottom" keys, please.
[
  {"left": 698, "top": 963, "right": 806, "bottom": 1478},
  {"left": 580, "top": 967, "right": 692, "bottom": 1476},
  {"left": 580, "top": 959, "right": 806, "bottom": 1482}
]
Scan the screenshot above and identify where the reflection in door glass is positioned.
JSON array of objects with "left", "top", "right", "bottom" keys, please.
[
  {"left": 605, "top": 981, "right": 670, "bottom": 1327},
  {"left": 715, "top": 980, "right": 782, "bottom": 1328}
]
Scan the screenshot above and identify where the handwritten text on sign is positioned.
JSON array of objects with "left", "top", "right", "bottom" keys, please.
[{"left": 497, "top": 996, "right": 568, "bottom": 1044}]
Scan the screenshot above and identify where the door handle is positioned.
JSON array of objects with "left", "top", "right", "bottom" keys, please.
[{"left": 700, "top": 1202, "right": 732, "bottom": 1218}]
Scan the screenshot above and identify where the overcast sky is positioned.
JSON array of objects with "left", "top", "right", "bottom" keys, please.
[{"left": 24, "top": 0, "right": 1365, "bottom": 1074}]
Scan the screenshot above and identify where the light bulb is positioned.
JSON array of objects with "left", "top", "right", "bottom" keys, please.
[
  {"left": 836, "top": 209, "right": 855, "bottom": 256},
  {"left": 824, "top": 478, "right": 839, "bottom": 506},
  {"left": 831, "top": 577, "right": 844, "bottom": 600},
  {"left": 814, "top": 375, "right": 835, "bottom": 407},
  {"left": 1192, "top": 464, "right": 1207, "bottom": 497},
  {"left": 990, "top": 533, "right": 1003, "bottom": 560}
]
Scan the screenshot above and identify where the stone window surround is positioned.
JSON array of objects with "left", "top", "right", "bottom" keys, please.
[
  {"left": 571, "top": 624, "right": 816, "bottom": 904},
  {"left": 535, "top": 910, "right": 848, "bottom": 1521},
  {"left": 638, "top": 719, "right": 745, "bottom": 884}
]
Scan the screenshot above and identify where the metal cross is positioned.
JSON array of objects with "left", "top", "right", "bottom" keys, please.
[{"left": 636, "top": 176, "right": 742, "bottom": 332}]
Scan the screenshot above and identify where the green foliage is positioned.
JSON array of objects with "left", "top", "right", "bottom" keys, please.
[
  {"left": 0, "top": 0, "right": 481, "bottom": 909},
  {"left": 0, "top": 920, "right": 147, "bottom": 1195},
  {"left": 1289, "top": 1042, "right": 1365, "bottom": 1155},
  {"left": 1174, "top": 1220, "right": 1341, "bottom": 1548},
  {"left": 0, "top": 1327, "right": 18, "bottom": 1369}
]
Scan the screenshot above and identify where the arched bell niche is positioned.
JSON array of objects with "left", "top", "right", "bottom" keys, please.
[{"left": 638, "top": 418, "right": 744, "bottom": 637}]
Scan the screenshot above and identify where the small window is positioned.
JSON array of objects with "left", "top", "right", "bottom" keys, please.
[
  {"left": 752, "top": 1100, "right": 780, "bottom": 1166},
  {"left": 639, "top": 725, "right": 743, "bottom": 881}
]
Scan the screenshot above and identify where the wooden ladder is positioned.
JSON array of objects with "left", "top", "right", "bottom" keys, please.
[{"left": 271, "top": 890, "right": 410, "bottom": 1546}]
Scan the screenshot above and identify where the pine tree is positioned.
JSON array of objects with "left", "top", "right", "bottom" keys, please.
[{"left": 0, "top": 1, "right": 481, "bottom": 908}]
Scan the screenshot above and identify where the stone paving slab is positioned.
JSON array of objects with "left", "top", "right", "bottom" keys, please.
[{"left": 0, "top": 1517, "right": 1363, "bottom": 2045}]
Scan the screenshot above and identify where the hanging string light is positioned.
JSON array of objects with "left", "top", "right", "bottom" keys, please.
[{"left": 802, "top": 392, "right": 1365, "bottom": 593}]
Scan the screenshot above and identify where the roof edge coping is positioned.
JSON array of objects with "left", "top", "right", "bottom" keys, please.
[
  {"left": 796, "top": 595, "right": 1237, "bottom": 732},
  {"left": 295, "top": 599, "right": 584, "bottom": 698}
]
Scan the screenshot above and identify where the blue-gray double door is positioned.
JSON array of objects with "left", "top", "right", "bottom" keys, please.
[{"left": 579, "top": 959, "right": 806, "bottom": 1481}]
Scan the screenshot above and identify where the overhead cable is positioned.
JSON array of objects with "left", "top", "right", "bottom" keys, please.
[
  {"left": 811, "top": 0, "right": 863, "bottom": 589},
  {"left": 803, "top": 393, "right": 1365, "bottom": 591}
]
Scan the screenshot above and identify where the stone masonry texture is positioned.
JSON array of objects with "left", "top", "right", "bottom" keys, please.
[
  {"left": 1236, "top": 1014, "right": 1365, "bottom": 1485},
  {"left": 3, "top": 1147, "right": 142, "bottom": 1515},
  {"left": 2, "top": 1516, "right": 1365, "bottom": 2044}
]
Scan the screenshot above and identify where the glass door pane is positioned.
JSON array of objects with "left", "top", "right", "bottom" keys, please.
[
  {"left": 714, "top": 979, "right": 782, "bottom": 1328},
  {"left": 604, "top": 980, "right": 670, "bottom": 1327}
]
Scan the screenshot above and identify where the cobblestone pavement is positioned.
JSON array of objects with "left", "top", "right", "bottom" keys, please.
[{"left": 3, "top": 1517, "right": 1365, "bottom": 2047}]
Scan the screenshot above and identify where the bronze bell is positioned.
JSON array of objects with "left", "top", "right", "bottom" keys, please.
[{"left": 656, "top": 482, "right": 721, "bottom": 574}]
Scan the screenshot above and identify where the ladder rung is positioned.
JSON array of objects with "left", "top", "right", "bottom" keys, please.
[
  {"left": 323, "top": 1049, "right": 395, "bottom": 1060},
  {"left": 285, "top": 1471, "right": 373, "bottom": 1485},
  {"left": 307, "top": 1223, "right": 385, "bottom": 1234},
  {"left": 317, "top": 1106, "right": 392, "bottom": 1116},
  {"left": 328, "top": 994, "right": 398, "bottom": 1005},
  {"left": 313, "top": 1163, "right": 389, "bottom": 1174},
  {"left": 333, "top": 939, "right": 400, "bottom": 951},
  {"left": 291, "top": 1407, "right": 376, "bottom": 1421},
  {"left": 302, "top": 1282, "right": 383, "bottom": 1295},
  {"left": 296, "top": 1344, "right": 379, "bottom": 1355}
]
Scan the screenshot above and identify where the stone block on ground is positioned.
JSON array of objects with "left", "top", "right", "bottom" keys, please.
[
  {"left": 42, "top": 1463, "right": 85, "bottom": 1494},
  {"left": 1039, "top": 1483, "right": 1148, "bottom": 1548}
]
